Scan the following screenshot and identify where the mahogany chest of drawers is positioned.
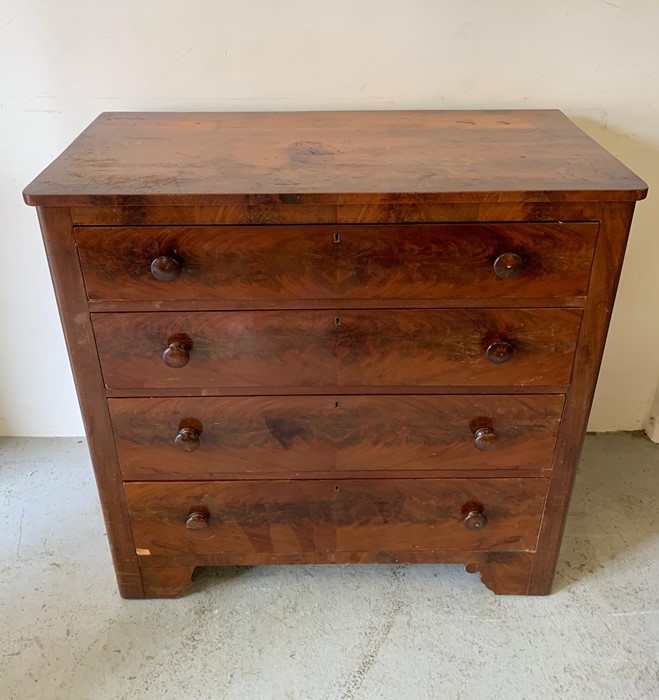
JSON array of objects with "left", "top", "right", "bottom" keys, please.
[{"left": 24, "top": 110, "right": 647, "bottom": 597}]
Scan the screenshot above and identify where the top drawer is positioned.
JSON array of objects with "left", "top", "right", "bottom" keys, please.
[{"left": 75, "top": 223, "right": 598, "bottom": 303}]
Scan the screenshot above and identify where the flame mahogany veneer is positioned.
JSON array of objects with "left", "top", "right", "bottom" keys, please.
[{"left": 24, "top": 110, "right": 647, "bottom": 597}]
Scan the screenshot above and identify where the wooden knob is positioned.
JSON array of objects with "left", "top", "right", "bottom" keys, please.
[
  {"left": 486, "top": 341, "right": 513, "bottom": 365},
  {"left": 493, "top": 252, "right": 524, "bottom": 279},
  {"left": 474, "top": 427, "right": 498, "bottom": 451},
  {"left": 151, "top": 255, "right": 181, "bottom": 282},
  {"left": 163, "top": 341, "right": 190, "bottom": 368},
  {"left": 463, "top": 506, "right": 488, "bottom": 531},
  {"left": 185, "top": 510, "right": 209, "bottom": 530},
  {"left": 175, "top": 427, "right": 200, "bottom": 452}
]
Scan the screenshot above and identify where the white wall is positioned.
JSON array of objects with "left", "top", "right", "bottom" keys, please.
[{"left": 1, "top": 0, "right": 658, "bottom": 436}]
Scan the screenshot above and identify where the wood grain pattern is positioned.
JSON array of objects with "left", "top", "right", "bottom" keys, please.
[
  {"left": 138, "top": 560, "right": 196, "bottom": 598},
  {"left": 35, "top": 208, "right": 144, "bottom": 598},
  {"left": 109, "top": 394, "right": 564, "bottom": 479},
  {"left": 75, "top": 223, "right": 598, "bottom": 302},
  {"left": 104, "top": 385, "right": 569, "bottom": 399},
  {"left": 125, "top": 478, "right": 549, "bottom": 557},
  {"left": 25, "top": 109, "right": 647, "bottom": 597},
  {"left": 92, "top": 308, "right": 582, "bottom": 390},
  {"left": 23, "top": 110, "right": 647, "bottom": 207},
  {"left": 134, "top": 550, "right": 540, "bottom": 596},
  {"left": 87, "top": 297, "right": 588, "bottom": 315},
  {"left": 133, "top": 549, "right": 530, "bottom": 568},
  {"left": 466, "top": 555, "right": 536, "bottom": 595},
  {"left": 527, "top": 202, "right": 638, "bottom": 594},
  {"left": 69, "top": 201, "right": 604, "bottom": 227}
]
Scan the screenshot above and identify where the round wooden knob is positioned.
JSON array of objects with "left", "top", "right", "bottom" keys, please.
[
  {"left": 474, "top": 427, "right": 498, "bottom": 451},
  {"left": 185, "top": 510, "right": 209, "bottom": 530},
  {"left": 175, "top": 427, "right": 200, "bottom": 452},
  {"left": 150, "top": 255, "right": 181, "bottom": 282},
  {"left": 464, "top": 508, "right": 488, "bottom": 531},
  {"left": 486, "top": 341, "right": 513, "bottom": 365},
  {"left": 163, "top": 341, "right": 190, "bottom": 368},
  {"left": 493, "top": 252, "right": 524, "bottom": 279}
]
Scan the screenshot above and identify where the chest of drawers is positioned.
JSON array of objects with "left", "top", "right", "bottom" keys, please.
[{"left": 24, "top": 110, "right": 647, "bottom": 597}]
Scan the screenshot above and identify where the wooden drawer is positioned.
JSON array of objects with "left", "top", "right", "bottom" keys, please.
[
  {"left": 110, "top": 394, "right": 564, "bottom": 479},
  {"left": 76, "top": 223, "right": 598, "bottom": 302},
  {"left": 93, "top": 308, "right": 582, "bottom": 390},
  {"left": 125, "top": 478, "right": 549, "bottom": 556}
]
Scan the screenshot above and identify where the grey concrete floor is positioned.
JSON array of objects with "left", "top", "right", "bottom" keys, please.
[{"left": 0, "top": 433, "right": 657, "bottom": 700}]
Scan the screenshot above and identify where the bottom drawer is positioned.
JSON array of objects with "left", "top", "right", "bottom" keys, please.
[{"left": 125, "top": 478, "right": 548, "bottom": 557}]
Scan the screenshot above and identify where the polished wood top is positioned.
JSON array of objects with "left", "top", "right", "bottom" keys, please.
[{"left": 23, "top": 110, "right": 647, "bottom": 206}]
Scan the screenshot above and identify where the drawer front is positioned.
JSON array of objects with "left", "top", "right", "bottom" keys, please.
[
  {"left": 125, "top": 478, "right": 548, "bottom": 556},
  {"left": 93, "top": 308, "right": 581, "bottom": 389},
  {"left": 110, "top": 395, "right": 564, "bottom": 479},
  {"left": 76, "top": 223, "right": 598, "bottom": 302}
]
